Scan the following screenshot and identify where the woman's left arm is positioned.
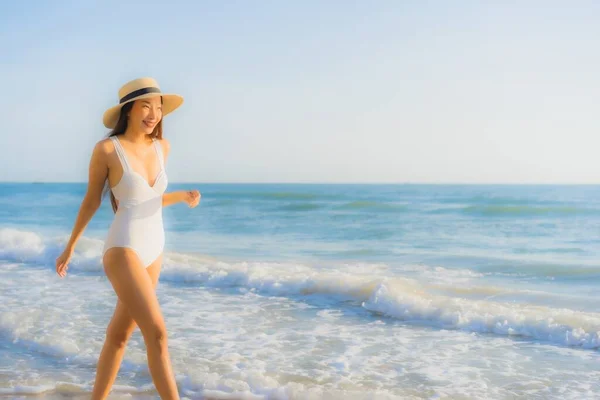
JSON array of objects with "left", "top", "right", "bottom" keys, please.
[
  {"left": 163, "top": 190, "right": 201, "bottom": 207},
  {"left": 163, "top": 191, "right": 184, "bottom": 207},
  {"left": 158, "top": 138, "right": 201, "bottom": 208}
]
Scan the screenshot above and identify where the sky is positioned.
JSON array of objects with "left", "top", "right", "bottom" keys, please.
[{"left": 1, "top": 0, "right": 599, "bottom": 184}]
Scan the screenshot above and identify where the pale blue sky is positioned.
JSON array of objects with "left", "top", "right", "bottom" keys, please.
[{"left": 1, "top": 0, "right": 599, "bottom": 183}]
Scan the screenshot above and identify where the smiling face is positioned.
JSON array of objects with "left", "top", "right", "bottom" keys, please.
[{"left": 128, "top": 96, "right": 163, "bottom": 135}]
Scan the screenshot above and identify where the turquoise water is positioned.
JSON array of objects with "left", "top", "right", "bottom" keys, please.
[{"left": 1, "top": 183, "right": 600, "bottom": 399}]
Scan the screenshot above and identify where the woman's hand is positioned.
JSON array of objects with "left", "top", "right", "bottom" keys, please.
[
  {"left": 55, "top": 247, "right": 74, "bottom": 278},
  {"left": 163, "top": 190, "right": 202, "bottom": 208},
  {"left": 183, "top": 190, "right": 201, "bottom": 208}
]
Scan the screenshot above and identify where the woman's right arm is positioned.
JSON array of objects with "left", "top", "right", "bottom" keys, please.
[{"left": 56, "top": 140, "right": 109, "bottom": 277}]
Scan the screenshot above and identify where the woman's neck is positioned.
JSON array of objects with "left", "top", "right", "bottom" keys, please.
[{"left": 122, "top": 128, "right": 151, "bottom": 144}]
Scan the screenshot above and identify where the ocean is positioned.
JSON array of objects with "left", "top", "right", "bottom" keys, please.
[{"left": 1, "top": 183, "right": 599, "bottom": 399}]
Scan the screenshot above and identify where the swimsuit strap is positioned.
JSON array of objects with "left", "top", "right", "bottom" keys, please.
[
  {"left": 110, "top": 136, "right": 131, "bottom": 172},
  {"left": 152, "top": 138, "right": 165, "bottom": 169}
]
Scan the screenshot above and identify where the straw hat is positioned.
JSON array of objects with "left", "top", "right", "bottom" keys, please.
[{"left": 102, "top": 77, "right": 184, "bottom": 129}]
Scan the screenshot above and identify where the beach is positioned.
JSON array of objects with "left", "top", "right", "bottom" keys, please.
[{"left": 1, "top": 183, "right": 600, "bottom": 399}]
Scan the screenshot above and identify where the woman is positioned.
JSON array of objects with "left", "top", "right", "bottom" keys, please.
[{"left": 55, "top": 77, "right": 200, "bottom": 400}]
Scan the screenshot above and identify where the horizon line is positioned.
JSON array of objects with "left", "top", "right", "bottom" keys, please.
[{"left": 2, "top": 181, "right": 600, "bottom": 186}]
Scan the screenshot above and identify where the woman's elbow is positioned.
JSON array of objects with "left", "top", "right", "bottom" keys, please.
[{"left": 83, "top": 193, "right": 103, "bottom": 210}]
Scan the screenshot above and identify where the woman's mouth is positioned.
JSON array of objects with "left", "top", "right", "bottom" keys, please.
[{"left": 143, "top": 120, "right": 155, "bottom": 129}]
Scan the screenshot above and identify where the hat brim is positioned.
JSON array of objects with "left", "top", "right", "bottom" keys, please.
[{"left": 102, "top": 93, "right": 184, "bottom": 129}]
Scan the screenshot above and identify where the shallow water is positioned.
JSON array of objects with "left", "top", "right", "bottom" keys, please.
[{"left": 1, "top": 183, "right": 599, "bottom": 399}]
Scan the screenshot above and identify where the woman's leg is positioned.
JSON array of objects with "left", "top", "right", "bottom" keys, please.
[
  {"left": 91, "top": 256, "right": 163, "bottom": 400},
  {"left": 101, "top": 249, "right": 179, "bottom": 400}
]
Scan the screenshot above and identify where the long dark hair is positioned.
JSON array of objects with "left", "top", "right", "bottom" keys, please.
[{"left": 103, "top": 99, "right": 164, "bottom": 213}]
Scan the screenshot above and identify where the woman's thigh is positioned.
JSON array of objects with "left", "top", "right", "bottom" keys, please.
[
  {"left": 103, "top": 249, "right": 167, "bottom": 338},
  {"left": 105, "top": 254, "right": 164, "bottom": 340}
]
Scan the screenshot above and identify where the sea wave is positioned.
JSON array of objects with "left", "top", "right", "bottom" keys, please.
[{"left": 3, "top": 227, "right": 600, "bottom": 349}]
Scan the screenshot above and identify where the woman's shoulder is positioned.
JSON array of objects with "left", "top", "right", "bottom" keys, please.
[
  {"left": 90, "top": 137, "right": 117, "bottom": 162},
  {"left": 95, "top": 137, "right": 115, "bottom": 152}
]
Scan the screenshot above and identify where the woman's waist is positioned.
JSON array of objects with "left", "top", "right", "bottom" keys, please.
[
  {"left": 105, "top": 216, "right": 165, "bottom": 247},
  {"left": 113, "top": 200, "right": 163, "bottom": 218},
  {"left": 110, "top": 210, "right": 164, "bottom": 228}
]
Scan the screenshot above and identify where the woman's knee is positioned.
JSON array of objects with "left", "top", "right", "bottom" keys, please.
[
  {"left": 106, "top": 324, "right": 135, "bottom": 348},
  {"left": 142, "top": 322, "right": 169, "bottom": 348}
]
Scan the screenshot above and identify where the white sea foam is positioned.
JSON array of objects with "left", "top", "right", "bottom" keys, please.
[
  {"left": 362, "top": 278, "right": 600, "bottom": 348},
  {"left": 2, "top": 251, "right": 600, "bottom": 399},
  {"left": 2, "top": 228, "right": 600, "bottom": 350}
]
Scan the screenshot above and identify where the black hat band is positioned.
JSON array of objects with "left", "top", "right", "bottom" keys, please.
[{"left": 119, "top": 87, "right": 162, "bottom": 104}]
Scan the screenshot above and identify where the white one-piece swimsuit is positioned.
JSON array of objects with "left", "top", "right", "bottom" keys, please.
[{"left": 102, "top": 135, "right": 168, "bottom": 268}]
